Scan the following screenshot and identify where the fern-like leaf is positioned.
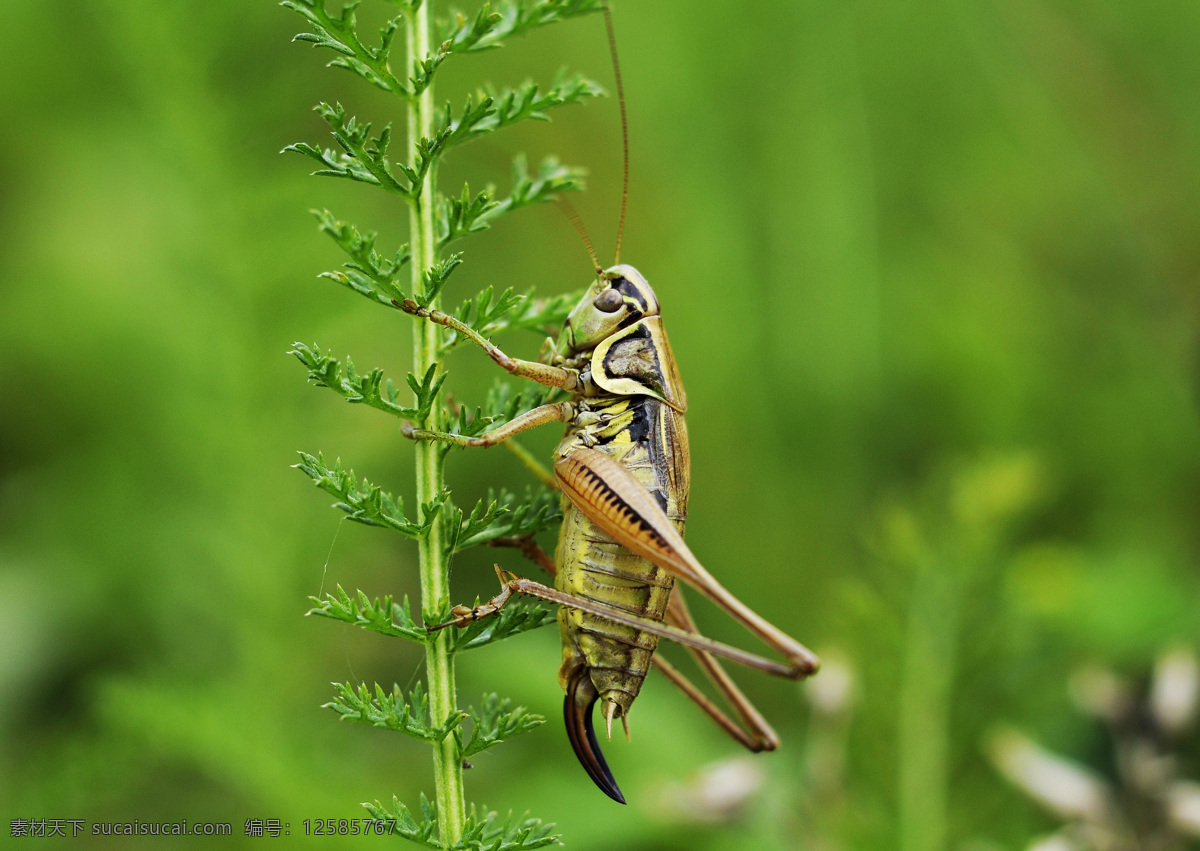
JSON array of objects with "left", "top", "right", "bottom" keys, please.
[
  {"left": 362, "top": 795, "right": 561, "bottom": 849},
  {"left": 458, "top": 693, "right": 545, "bottom": 757},
  {"left": 456, "top": 805, "right": 561, "bottom": 850},
  {"left": 418, "top": 253, "right": 465, "bottom": 307},
  {"left": 312, "top": 209, "right": 411, "bottom": 304},
  {"left": 451, "top": 487, "right": 562, "bottom": 552},
  {"left": 454, "top": 597, "right": 557, "bottom": 652},
  {"left": 430, "top": 76, "right": 601, "bottom": 156},
  {"left": 308, "top": 585, "right": 426, "bottom": 642},
  {"left": 443, "top": 0, "right": 605, "bottom": 52},
  {"left": 291, "top": 344, "right": 442, "bottom": 421},
  {"left": 294, "top": 451, "right": 446, "bottom": 537},
  {"left": 285, "top": 102, "right": 410, "bottom": 195},
  {"left": 326, "top": 680, "right": 465, "bottom": 742},
  {"left": 284, "top": 0, "right": 409, "bottom": 95},
  {"left": 363, "top": 794, "right": 442, "bottom": 848}
]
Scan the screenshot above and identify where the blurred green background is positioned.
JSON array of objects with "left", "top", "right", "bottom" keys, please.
[{"left": 2, "top": 1, "right": 1199, "bottom": 848}]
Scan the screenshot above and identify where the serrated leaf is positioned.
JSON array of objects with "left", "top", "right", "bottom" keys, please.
[
  {"left": 443, "top": 0, "right": 605, "bottom": 53},
  {"left": 284, "top": 0, "right": 408, "bottom": 95},
  {"left": 364, "top": 793, "right": 560, "bottom": 849},
  {"left": 502, "top": 153, "right": 589, "bottom": 215},
  {"left": 451, "top": 486, "right": 562, "bottom": 551},
  {"left": 435, "top": 4, "right": 505, "bottom": 55},
  {"left": 325, "top": 680, "right": 465, "bottom": 743},
  {"left": 418, "top": 253, "right": 464, "bottom": 307},
  {"left": 453, "top": 596, "right": 557, "bottom": 651},
  {"left": 436, "top": 155, "right": 588, "bottom": 270},
  {"left": 282, "top": 139, "right": 380, "bottom": 186},
  {"left": 292, "top": 343, "right": 442, "bottom": 420},
  {"left": 436, "top": 183, "right": 502, "bottom": 248},
  {"left": 312, "top": 209, "right": 411, "bottom": 305},
  {"left": 427, "top": 75, "right": 602, "bottom": 157},
  {"left": 295, "top": 451, "right": 442, "bottom": 538},
  {"left": 286, "top": 102, "right": 410, "bottom": 195},
  {"left": 308, "top": 584, "right": 427, "bottom": 642},
  {"left": 454, "top": 804, "right": 560, "bottom": 851},
  {"left": 441, "top": 286, "right": 525, "bottom": 349},
  {"left": 487, "top": 73, "right": 604, "bottom": 131},
  {"left": 363, "top": 794, "right": 441, "bottom": 848},
  {"left": 458, "top": 693, "right": 545, "bottom": 757}
]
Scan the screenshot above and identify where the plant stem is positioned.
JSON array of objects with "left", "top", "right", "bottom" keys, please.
[{"left": 407, "top": 2, "right": 465, "bottom": 846}]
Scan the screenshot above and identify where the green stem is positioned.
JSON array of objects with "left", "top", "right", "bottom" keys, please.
[
  {"left": 407, "top": 2, "right": 465, "bottom": 846},
  {"left": 501, "top": 438, "right": 557, "bottom": 489}
]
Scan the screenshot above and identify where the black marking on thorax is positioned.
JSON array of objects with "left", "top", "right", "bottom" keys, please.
[
  {"left": 592, "top": 396, "right": 651, "bottom": 447},
  {"left": 589, "top": 398, "right": 670, "bottom": 517}
]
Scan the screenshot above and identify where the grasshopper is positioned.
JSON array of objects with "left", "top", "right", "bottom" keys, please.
[{"left": 401, "top": 6, "right": 819, "bottom": 804}]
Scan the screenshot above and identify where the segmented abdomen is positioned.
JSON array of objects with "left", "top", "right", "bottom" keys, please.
[{"left": 554, "top": 395, "right": 689, "bottom": 718}]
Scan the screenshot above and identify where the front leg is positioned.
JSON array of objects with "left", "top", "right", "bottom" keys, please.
[{"left": 400, "top": 299, "right": 581, "bottom": 391}]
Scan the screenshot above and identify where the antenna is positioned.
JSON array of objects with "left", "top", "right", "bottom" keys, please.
[
  {"left": 559, "top": 197, "right": 603, "bottom": 277},
  {"left": 602, "top": 2, "right": 629, "bottom": 265}
]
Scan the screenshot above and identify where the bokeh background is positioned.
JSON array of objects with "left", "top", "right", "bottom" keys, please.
[{"left": 2, "top": 1, "right": 1199, "bottom": 848}]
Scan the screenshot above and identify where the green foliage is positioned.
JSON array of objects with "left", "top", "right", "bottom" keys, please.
[
  {"left": 7, "top": 1, "right": 1200, "bottom": 849},
  {"left": 436, "top": 0, "right": 605, "bottom": 53},
  {"left": 304, "top": 572, "right": 555, "bottom": 649},
  {"left": 442, "top": 277, "right": 579, "bottom": 353},
  {"left": 363, "top": 795, "right": 560, "bottom": 850},
  {"left": 285, "top": 0, "right": 602, "bottom": 845},
  {"left": 417, "top": 253, "right": 465, "bottom": 307},
  {"left": 284, "top": 0, "right": 409, "bottom": 95},
  {"left": 312, "top": 208, "right": 411, "bottom": 305},
  {"left": 294, "top": 451, "right": 444, "bottom": 537},
  {"left": 455, "top": 807, "right": 560, "bottom": 851},
  {"left": 285, "top": 0, "right": 603, "bottom": 102},
  {"left": 452, "top": 597, "right": 557, "bottom": 652},
  {"left": 363, "top": 794, "right": 444, "bottom": 849},
  {"left": 284, "top": 80, "right": 596, "bottom": 203},
  {"left": 309, "top": 584, "right": 427, "bottom": 641},
  {"left": 438, "top": 156, "right": 588, "bottom": 250},
  {"left": 325, "top": 681, "right": 465, "bottom": 743},
  {"left": 291, "top": 345, "right": 443, "bottom": 420},
  {"left": 458, "top": 693, "right": 545, "bottom": 757},
  {"left": 449, "top": 487, "right": 561, "bottom": 551},
  {"left": 430, "top": 75, "right": 604, "bottom": 153},
  {"left": 284, "top": 102, "right": 407, "bottom": 193}
]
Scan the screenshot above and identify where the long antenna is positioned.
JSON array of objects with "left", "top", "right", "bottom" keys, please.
[
  {"left": 559, "top": 197, "right": 603, "bottom": 276},
  {"left": 602, "top": 2, "right": 629, "bottom": 265}
]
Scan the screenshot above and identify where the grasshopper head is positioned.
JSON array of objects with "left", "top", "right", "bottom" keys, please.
[
  {"left": 558, "top": 264, "right": 687, "bottom": 411},
  {"left": 559, "top": 264, "right": 660, "bottom": 354}
]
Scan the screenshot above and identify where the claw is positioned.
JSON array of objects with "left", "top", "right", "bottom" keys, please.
[
  {"left": 604, "top": 699, "right": 617, "bottom": 740},
  {"left": 564, "top": 669, "right": 626, "bottom": 804}
]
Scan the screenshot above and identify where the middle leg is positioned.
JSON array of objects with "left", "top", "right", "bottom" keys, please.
[{"left": 402, "top": 401, "right": 576, "bottom": 448}]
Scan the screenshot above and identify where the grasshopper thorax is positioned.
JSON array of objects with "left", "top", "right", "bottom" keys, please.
[{"left": 559, "top": 265, "right": 687, "bottom": 413}]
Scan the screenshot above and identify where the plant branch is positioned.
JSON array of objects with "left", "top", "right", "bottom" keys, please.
[{"left": 407, "top": 2, "right": 466, "bottom": 845}]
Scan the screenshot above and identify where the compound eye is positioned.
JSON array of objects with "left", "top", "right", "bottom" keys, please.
[{"left": 593, "top": 287, "right": 624, "bottom": 313}]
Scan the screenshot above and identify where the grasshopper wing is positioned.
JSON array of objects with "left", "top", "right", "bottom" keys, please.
[{"left": 555, "top": 447, "right": 819, "bottom": 678}]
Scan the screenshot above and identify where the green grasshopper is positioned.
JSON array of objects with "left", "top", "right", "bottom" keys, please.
[{"left": 401, "top": 6, "right": 819, "bottom": 804}]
